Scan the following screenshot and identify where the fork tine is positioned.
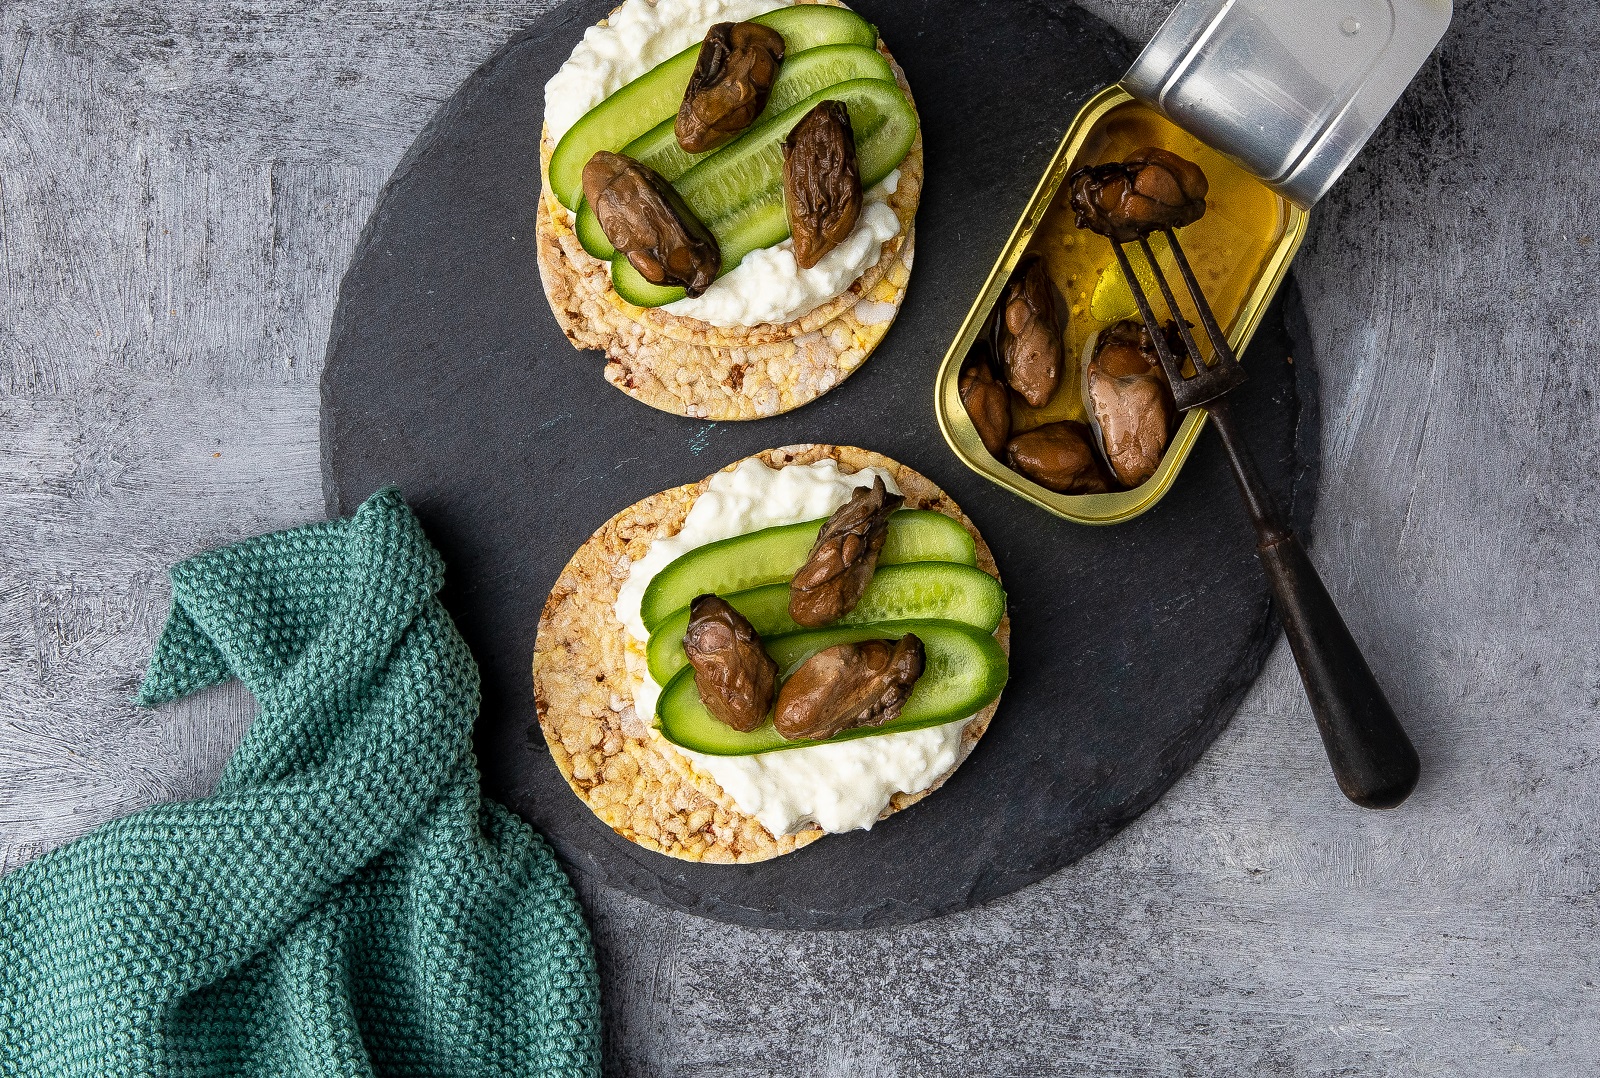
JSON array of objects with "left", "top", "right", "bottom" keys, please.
[
  {"left": 1135, "top": 235, "right": 1209, "bottom": 376},
  {"left": 1109, "top": 241, "right": 1188, "bottom": 389},
  {"left": 1162, "top": 227, "right": 1237, "bottom": 366}
]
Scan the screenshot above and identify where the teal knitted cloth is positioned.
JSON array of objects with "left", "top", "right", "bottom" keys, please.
[{"left": 0, "top": 489, "right": 601, "bottom": 1077}]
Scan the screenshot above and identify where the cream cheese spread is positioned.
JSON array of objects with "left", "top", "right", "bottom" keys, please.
[
  {"left": 614, "top": 458, "right": 970, "bottom": 837},
  {"left": 543, "top": 0, "right": 911, "bottom": 329}
]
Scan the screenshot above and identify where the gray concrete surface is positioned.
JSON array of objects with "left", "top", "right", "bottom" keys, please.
[{"left": 2, "top": 1, "right": 1596, "bottom": 1074}]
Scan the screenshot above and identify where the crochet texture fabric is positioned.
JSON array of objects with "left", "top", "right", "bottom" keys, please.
[{"left": 0, "top": 489, "right": 601, "bottom": 1077}]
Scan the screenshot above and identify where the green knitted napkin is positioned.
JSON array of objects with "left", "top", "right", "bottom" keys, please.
[{"left": 0, "top": 489, "right": 600, "bottom": 1077}]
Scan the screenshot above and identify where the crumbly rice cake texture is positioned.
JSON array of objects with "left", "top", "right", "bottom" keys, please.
[
  {"left": 532, "top": 445, "right": 1009, "bottom": 864},
  {"left": 535, "top": 0, "right": 924, "bottom": 421}
]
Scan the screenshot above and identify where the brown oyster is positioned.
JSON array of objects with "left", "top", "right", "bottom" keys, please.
[
  {"left": 1068, "top": 146, "right": 1209, "bottom": 243},
  {"left": 958, "top": 339, "right": 1012, "bottom": 457},
  {"left": 682, "top": 594, "right": 778, "bottom": 732},
  {"left": 994, "top": 255, "right": 1063, "bottom": 407},
  {"left": 582, "top": 150, "right": 720, "bottom": 296},
  {"left": 789, "top": 476, "right": 904, "bottom": 628},
  {"left": 1005, "top": 421, "right": 1112, "bottom": 494},
  {"left": 1086, "top": 320, "right": 1180, "bottom": 488},
  {"left": 782, "top": 100, "right": 862, "bottom": 269},
  {"left": 773, "top": 635, "right": 926, "bottom": 741},
  {"left": 676, "top": 22, "right": 786, "bottom": 154}
]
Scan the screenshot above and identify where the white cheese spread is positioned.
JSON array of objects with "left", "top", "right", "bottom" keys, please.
[
  {"left": 543, "top": 0, "right": 911, "bottom": 329},
  {"left": 614, "top": 458, "right": 970, "bottom": 837}
]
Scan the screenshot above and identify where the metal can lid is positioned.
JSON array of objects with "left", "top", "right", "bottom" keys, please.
[{"left": 1123, "top": 0, "right": 1452, "bottom": 207}]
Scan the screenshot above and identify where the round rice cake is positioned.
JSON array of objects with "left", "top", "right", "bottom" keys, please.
[
  {"left": 532, "top": 445, "right": 1008, "bottom": 864},
  {"left": 535, "top": 0, "right": 924, "bottom": 421}
]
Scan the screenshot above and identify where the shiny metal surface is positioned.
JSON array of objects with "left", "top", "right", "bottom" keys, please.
[{"left": 1124, "top": 0, "right": 1453, "bottom": 206}]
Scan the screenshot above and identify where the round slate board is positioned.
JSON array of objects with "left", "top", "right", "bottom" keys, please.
[{"left": 320, "top": 0, "right": 1321, "bottom": 929}]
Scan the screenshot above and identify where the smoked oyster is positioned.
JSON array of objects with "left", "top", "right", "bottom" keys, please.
[
  {"left": 782, "top": 100, "right": 863, "bottom": 269},
  {"left": 1084, "top": 320, "right": 1179, "bottom": 489},
  {"left": 789, "top": 476, "right": 904, "bottom": 628},
  {"left": 582, "top": 150, "right": 721, "bottom": 296},
  {"left": 773, "top": 635, "right": 926, "bottom": 741},
  {"left": 676, "top": 22, "right": 786, "bottom": 154},
  {"left": 1068, "top": 146, "right": 1208, "bottom": 243},
  {"left": 958, "top": 339, "right": 1012, "bottom": 457},
  {"left": 994, "top": 255, "right": 1063, "bottom": 408},
  {"left": 683, "top": 594, "right": 778, "bottom": 732},
  {"left": 1005, "top": 421, "right": 1112, "bottom": 495}
]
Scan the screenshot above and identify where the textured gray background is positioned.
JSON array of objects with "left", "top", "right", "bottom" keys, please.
[{"left": 2, "top": 1, "right": 1596, "bottom": 1074}]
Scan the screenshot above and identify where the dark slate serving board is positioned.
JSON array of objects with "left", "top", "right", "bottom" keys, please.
[{"left": 320, "top": 0, "right": 1321, "bottom": 929}]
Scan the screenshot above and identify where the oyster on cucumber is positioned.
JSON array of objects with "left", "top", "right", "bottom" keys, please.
[
  {"left": 675, "top": 21, "right": 787, "bottom": 154},
  {"left": 582, "top": 151, "right": 720, "bottom": 295}
]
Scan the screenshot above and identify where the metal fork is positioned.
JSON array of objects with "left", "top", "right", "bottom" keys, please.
[{"left": 1112, "top": 228, "right": 1421, "bottom": 808}]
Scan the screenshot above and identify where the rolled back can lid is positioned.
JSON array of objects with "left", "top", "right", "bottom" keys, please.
[{"left": 1123, "top": 0, "right": 1452, "bottom": 207}]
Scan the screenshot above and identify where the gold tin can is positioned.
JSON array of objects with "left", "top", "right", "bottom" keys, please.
[{"left": 934, "top": 85, "right": 1309, "bottom": 525}]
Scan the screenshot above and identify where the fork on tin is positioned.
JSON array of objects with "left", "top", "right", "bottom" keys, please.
[{"left": 1111, "top": 226, "right": 1421, "bottom": 808}]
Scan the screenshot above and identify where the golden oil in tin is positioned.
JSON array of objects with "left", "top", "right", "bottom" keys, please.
[
  {"left": 1016, "top": 101, "right": 1292, "bottom": 431},
  {"left": 935, "top": 86, "right": 1309, "bottom": 525}
]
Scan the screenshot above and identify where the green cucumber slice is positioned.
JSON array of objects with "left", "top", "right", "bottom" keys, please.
[
  {"left": 574, "top": 198, "right": 613, "bottom": 259},
  {"left": 656, "top": 619, "right": 1008, "bottom": 755},
  {"left": 548, "top": 5, "right": 877, "bottom": 210},
  {"left": 609, "top": 77, "right": 918, "bottom": 307},
  {"left": 646, "top": 562, "right": 1006, "bottom": 685},
  {"left": 752, "top": 4, "right": 878, "bottom": 52},
  {"left": 639, "top": 509, "right": 975, "bottom": 632},
  {"left": 576, "top": 44, "right": 899, "bottom": 260}
]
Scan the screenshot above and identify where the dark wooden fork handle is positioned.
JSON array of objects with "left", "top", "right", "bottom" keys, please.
[{"left": 1207, "top": 397, "right": 1421, "bottom": 808}]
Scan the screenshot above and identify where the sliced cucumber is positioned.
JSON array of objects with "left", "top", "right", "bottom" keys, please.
[
  {"left": 609, "top": 77, "right": 918, "bottom": 307},
  {"left": 646, "top": 562, "right": 1006, "bottom": 685},
  {"left": 574, "top": 198, "right": 613, "bottom": 259},
  {"left": 577, "top": 44, "right": 900, "bottom": 260},
  {"left": 548, "top": 5, "right": 878, "bottom": 210},
  {"left": 752, "top": 4, "right": 878, "bottom": 52},
  {"left": 639, "top": 509, "right": 975, "bottom": 632},
  {"left": 656, "top": 619, "right": 1008, "bottom": 755}
]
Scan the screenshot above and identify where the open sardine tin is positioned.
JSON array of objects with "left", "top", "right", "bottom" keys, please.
[{"left": 935, "top": 0, "right": 1452, "bottom": 525}]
